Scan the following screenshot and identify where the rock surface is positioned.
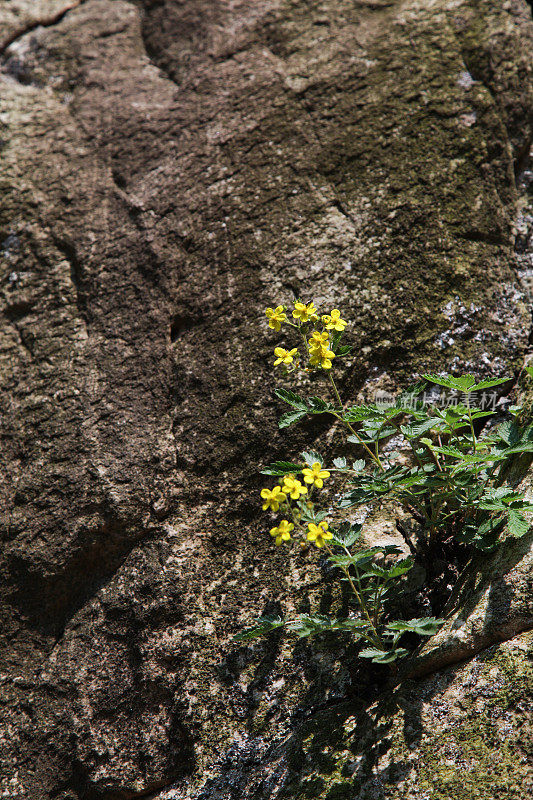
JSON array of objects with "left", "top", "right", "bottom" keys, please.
[{"left": 0, "top": 0, "right": 532, "bottom": 797}]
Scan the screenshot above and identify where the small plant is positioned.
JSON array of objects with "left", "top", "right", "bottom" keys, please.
[{"left": 235, "top": 300, "right": 533, "bottom": 664}]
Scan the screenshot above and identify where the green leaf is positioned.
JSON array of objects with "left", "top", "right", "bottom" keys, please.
[
  {"left": 469, "top": 410, "right": 496, "bottom": 420},
  {"left": 385, "top": 617, "right": 444, "bottom": 636},
  {"left": 423, "top": 373, "right": 476, "bottom": 391},
  {"left": 496, "top": 420, "right": 520, "bottom": 447},
  {"left": 328, "top": 553, "right": 361, "bottom": 567},
  {"left": 279, "top": 410, "right": 308, "bottom": 428},
  {"left": 470, "top": 377, "right": 511, "bottom": 391},
  {"left": 361, "top": 425, "right": 397, "bottom": 443},
  {"left": 301, "top": 450, "right": 323, "bottom": 467},
  {"left": 400, "top": 418, "right": 442, "bottom": 439},
  {"left": 502, "top": 443, "right": 533, "bottom": 456},
  {"left": 286, "top": 614, "right": 334, "bottom": 638},
  {"left": 333, "top": 521, "right": 362, "bottom": 547},
  {"left": 507, "top": 509, "right": 531, "bottom": 539},
  {"left": 384, "top": 558, "right": 414, "bottom": 578},
  {"left": 330, "top": 330, "right": 347, "bottom": 354},
  {"left": 295, "top": 500, "right": 326, "bottom": 524},
  {"left": 233, "top": 615, "right": 284, "bottom": 642},
  {"left": 359, "top": 647, "right": 408, "bottom": 663},
  {"left": 261, "top": 461, "right": 302, "bottom": 476},
  {"left": 335, "top": 344, "right": 353, "bottom": 356},
  {"left": 352, "top": 459, "right": 366, "bottom": 472},
  {"left": 307, "top": 396, "right": 337, "bottom": 414},
  {"left": 274, "top": 388, "right": 308, "bottom": 410},
  {"left": 333, "top": 456, "right": 347, "bottom": 469},
  {"left": 457, "top": 517, "right": 504, "bottom": 550},
  {"left": 343, "top": 405, "right": 378, "bottom": 422}
]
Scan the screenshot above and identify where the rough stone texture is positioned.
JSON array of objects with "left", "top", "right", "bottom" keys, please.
[
  {"left": 179, "top": 631, "right": 531, "bottom": 800},
  {"left": 0, "top": 0, "right": 533, "bottom": 798}
]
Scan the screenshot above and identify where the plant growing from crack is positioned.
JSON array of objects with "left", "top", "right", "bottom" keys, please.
[{"left": 235, "top": 300, "right": 533, "bottom": 664}]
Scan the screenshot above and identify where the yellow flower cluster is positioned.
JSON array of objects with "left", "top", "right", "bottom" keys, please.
[
  {"left": 260, "top": 465, "right": 334, "bottom": 549},
  {"left": 264, "top": 299, "right": 348, "bottom": 372},
  {"left": 308, "top": 330, "right": 335, "bottom": 370},
  {"left": 260, "top": 298, "right": 349, "bottom": 548}
]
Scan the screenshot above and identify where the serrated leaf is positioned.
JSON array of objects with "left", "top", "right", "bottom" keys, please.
[
  {"left": 456, "top": 517, "right": 504, "bottom": 550},
  {"left": 384, "top": 558, "right": 414, "bottom": 578},
  {"left": 502, "top": 443, "right": 533, "bottom": 456},
  {"left": 333, "top": 456, "right": 347, "bottom": 469},
  {"left": 307, "top": 396, "right": 336, "bottom": 414},
  {"left": 233, "top": 615, "right": 284, "bottom": 642},
  {"left": 401, "top": 418, "right": 442, "bottom": 439},
  {"left": 386, "top": 617, "right": 444, "bottom": 636},
  {"left": 261, "top": 461, "right": 302, "bottom": 476},
  {"left": 507, "top": 509, "right": 531, "bottom": 538},
  {"left": 274, "top": 388, "right": 308, "bottom": 410},
  {"left": 359, "top": 647, "right": 408, "bottom": 663},
  {"left": 361, "top": 425, "right": 397, "bottom": 442},
  {"left": 327, "top": 553, "right": 361, "bottom": 567},
  {"left": 335, "top": 344, "right": 353, "bottom": 356},
  {"left": 496, "top": 420, "right": 520, "bottom": 447},
  {"left": 469, "top": 410, "right": 496, "bottom": 420},
  {"left": 333, "top": 521, "right": 362, "bottom": 547},
  {"left": 470, "top": 377, "right": 511, "bottom": 391},
  {"left": 286, "top": 614, "right": 333, "bottom": 638},
  {"left": 424, "top": 373, "right": 476, "bottom": 391},
  {"left": 279, "top": 410, "right": 308, "bottom": 428},
  {"left": 343, "top": 405, "right": 378, "bottom": 422},
  {"left": 301, "top": 450, "right": 323, "bottom": 467}
]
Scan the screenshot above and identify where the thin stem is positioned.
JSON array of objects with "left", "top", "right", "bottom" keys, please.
[
  {"left": 328, "top": 372, "right": 384, "bottom": 470},
  {"left": 323, "top": 541, "right": 384, "bottom": 648},
  {"left": 328, "top": 372, "right": 344, "bottom": 410},
  {"left": 373, "top": 578, "right": 388, "bottom": 628},
  {"left": 467, "top": 400, "right": 477, "bottom": 453},
  {"left": 332, "top": 410, "right": 384, "bottom": 470}
]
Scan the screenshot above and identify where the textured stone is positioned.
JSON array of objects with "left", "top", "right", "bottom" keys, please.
[{"left": 0, "top": 0, "right": 533, "bottom": 797}]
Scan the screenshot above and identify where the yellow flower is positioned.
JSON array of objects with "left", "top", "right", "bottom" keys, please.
[
  {"left": 307, "top": 521, "right": 333, "bottom": 548},
  {"left": 265, "top": 306, "right": 286, "bottom": 331},
  {"left": 323, "top": 309, "right": 347, "bottom": 331},
  {"left": 274, "top": 346, "right": 298, "bottom": 366},
  {"left": 308, "top": 330, "right": 329, "bottom": 348},
  {"left": 292, "top": 301, "right": 317, "bottom": 323},
  {"left": 309, "top": 345, "right": 336, "bottom": 369},
  {"left": 302, "top": 462, "right": 331, "bottom": 488},
  {"left": 282, "top": 474, "right": 308, "bottom": 500},
  {"left": 308, "top": 330, "right": 335, "bottom": 368},
  {"left": 260, "top": 485, "right": 287, "bottom": 512},
  {"left": 270, "top": 519, "right": 294, "bottom": 545}
]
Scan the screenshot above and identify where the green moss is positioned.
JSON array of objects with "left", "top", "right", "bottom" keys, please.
[
  {"left": 276, "top": 636, "right": 533, "bottom": 799},
  {"left": 410, "top": 637, "right": 533, "bottom": 799}
]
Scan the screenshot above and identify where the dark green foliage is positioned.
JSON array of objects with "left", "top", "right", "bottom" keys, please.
[{"left": 241, "top": 375, "right": 532, "bottom": 664}]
